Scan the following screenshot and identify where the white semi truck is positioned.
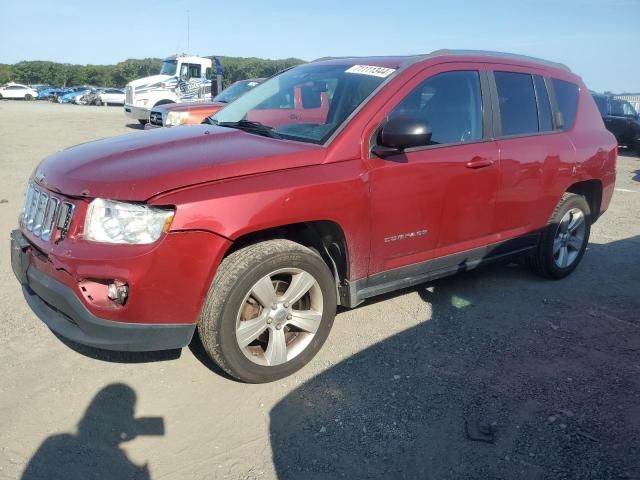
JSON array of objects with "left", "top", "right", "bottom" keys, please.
[{"left": 124, "top": 55, "right": 214, "bottom": 124}]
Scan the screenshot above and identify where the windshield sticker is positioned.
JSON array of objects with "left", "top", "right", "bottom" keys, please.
[{"left": 345, "top": 65, "right": 396, "bottom": 78}]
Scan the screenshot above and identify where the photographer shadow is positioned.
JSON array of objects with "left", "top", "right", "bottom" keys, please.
[{"left": 21, "top": 383, "right": 163, "bottom": 480}]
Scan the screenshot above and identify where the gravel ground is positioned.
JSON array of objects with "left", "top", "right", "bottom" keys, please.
[{"left": 0, "top": 100, "right": 638, "bottom": 480}]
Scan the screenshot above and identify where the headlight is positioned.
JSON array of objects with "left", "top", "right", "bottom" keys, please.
[
  {"left": 84, "top": 199, "right": 174, "bottom": 245},
  {"left": 165, "top": 111, "right": 189, "bottom": 126}
]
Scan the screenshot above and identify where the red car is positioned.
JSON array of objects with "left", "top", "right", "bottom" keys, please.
[{"left": 12, "top": 50, "right": 616, "bottom": 383}]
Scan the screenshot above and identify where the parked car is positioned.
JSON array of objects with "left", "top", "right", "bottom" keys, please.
[
  {"left": 592, "top": 93, "right": 640, "bottom": 154},
  {"left": 96, "top": 88, "right": 125, "bottom": 106},
  {"left": 58, "top": 87, "right": 93, "bottom": 104},
  {"left": 0, "top": 83, "right": 38, "bottom": 100},
  {"left": 146, "top": 79, "right": 264, "bottom": 128},
  {"left": 11, "top": 51, "right": 616, "bottom": 383}
]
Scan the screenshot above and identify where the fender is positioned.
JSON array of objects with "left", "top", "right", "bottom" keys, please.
[{"left": 150, "top": 160, "right": 372, "bottom": 280}]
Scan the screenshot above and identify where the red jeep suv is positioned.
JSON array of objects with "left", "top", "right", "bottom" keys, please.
[{"left": 11, "top": 50, "right": 617, "bottom": 383}]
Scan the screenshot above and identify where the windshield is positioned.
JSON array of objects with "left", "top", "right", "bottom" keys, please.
[
  {"left": 160, "top": 60, "right": 178, "bottom": 76},
  {"left": 211, "top": 63, "right": 396, "bottom": 144},
  {"left": 213, "top": 80, "right": 261, "bottom": 103}
]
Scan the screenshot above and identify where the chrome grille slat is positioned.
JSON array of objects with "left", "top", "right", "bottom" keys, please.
[
  {"left": 32, "top": 192, "right": 48, "bottom": 236},
  {"left": 21, "top": 183, "right": 74, "bottom": 241}
]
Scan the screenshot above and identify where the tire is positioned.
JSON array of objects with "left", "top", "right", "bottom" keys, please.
[
  {"left": 95, "top": 98, "right": 102, "bottom": 106},
  {"left": 25, "top": 94, "right": 33, "bottom": 101},
  {"left": 138, "top": 119, "right": 147, "bottom": 125},
  {"left": 198, "top": 239, "right": 337, "bottom": 383},
  {"left": 528, "top": 192, "right": 591, "bottom": 279}
]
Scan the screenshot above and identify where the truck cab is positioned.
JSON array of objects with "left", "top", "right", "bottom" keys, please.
[{"left": 124, "top": 55, "right": 213, "bottom": 124}]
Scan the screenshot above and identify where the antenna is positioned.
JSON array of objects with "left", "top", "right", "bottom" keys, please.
[{"left": 187, "top": 10, "right": 190, "bottom": 53}]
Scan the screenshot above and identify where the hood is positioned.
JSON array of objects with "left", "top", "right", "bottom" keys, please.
[
  {"left": 156, "top": 101, "right": 225, "bottom": 114},
  {"left": 127, "top": 74, "right": 173, "bottom": 89},
  {"left": 35, "top": 125, "right": 325, "bottom": 201}
]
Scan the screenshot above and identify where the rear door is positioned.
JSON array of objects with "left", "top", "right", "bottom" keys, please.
[
  {"left": 490, "top": 68, "right": 576, "bottom": 239},
  {"left": 366, "top": 64, "right": 500, "bottom": 277}
]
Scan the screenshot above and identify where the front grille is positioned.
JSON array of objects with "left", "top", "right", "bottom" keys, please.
[
  {"left": 125, "top": 85, "right": 134, "bottom": 104},
  {"left": 149, "top": 110, "right": 163, "bottom": 126},
  {"left": 22, "top": 183, "right": 75, "bottom": 242}
]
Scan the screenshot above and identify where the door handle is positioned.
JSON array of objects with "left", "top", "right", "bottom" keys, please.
[{"left": 466, "top": 157, "right": 494, "bottom": 169}]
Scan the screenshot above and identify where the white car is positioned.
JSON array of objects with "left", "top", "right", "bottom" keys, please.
[
  {"left": 0, "top": 83, "right": 37, "bottom": 100},
  {"left": 97, "top": 88, "right": 125, "bottom": 106}
]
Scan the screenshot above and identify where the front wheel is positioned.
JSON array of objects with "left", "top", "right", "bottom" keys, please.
[
  {"left": 198, "top": 239, "right": 337, "bottom": 383},
  {"left": 138, "top": 119, "right": 147, "bottom": 125},
  {"left": 25, "top": 94, "right": 33, "bottom": 101},
  {"left": 528, "top": 192, "right": 591, "bottom": 279}
]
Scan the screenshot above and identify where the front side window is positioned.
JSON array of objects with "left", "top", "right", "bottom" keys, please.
[
  {"left": 211, "top": 63, "right": 394, "bottom": 144},
  {"left": 389, "top": 70, "right": 483, "bottom": 145},
  {"left": 611, "top": 99, "right": 638, "bottom": 117},
  {"left": 551, "top": 78, "right": 579, "bottom": 130},
  {"left": 188, "top": 64, "right": 201, "bottom": 79},
  {"left": 495, "top": 71, "right": 539, "bottom": 136}
]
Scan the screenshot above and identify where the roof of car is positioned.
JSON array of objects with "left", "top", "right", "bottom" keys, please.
[{"left": 313, "top": 50, "right": 571, "bottom": 73}]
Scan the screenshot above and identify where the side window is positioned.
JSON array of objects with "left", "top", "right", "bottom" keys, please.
[
  {"left": 533, "top": 75, "right": 553, "bottom": 132},
  {"left": 389, "top": 70, "right": 483, "bottom": 145},
  {"left": 205, "top": 67, "right": 212, "bottom": 81},
  {"left": 494, "top": 72, "right": 538, "bottom": 136},
  {"left": 551, "top": 78, "right": 579, "bottom": 130},
  {"left": 188, "top": 63, "right": 201, "bottom": 79}
]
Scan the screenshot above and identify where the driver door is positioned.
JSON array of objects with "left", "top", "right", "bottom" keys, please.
[{"left": 366, "top": 65, "right": 500, "bottom": 278}]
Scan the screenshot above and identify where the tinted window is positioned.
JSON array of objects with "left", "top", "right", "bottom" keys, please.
[
  {"left": 495, "top": 72, "right": 538, "bottom": 136},
  {"left": 390, "top": 70, "right": 483, "bottom": 145},
  {"left": 188, "top": 63, "right": 201, "bottom": 78},
  {"left": 592, "top": 95, "right": 608, "bottom": 116},
  {"left": 551, "top": 78, "right": 579, "bottom": 130},
  {"left": 534, "top": 75, "right": 553, "bottom": 132}
]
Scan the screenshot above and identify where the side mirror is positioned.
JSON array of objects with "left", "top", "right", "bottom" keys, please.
[{"left": 373, "top": 116, "right": 432, "bottom": 157}]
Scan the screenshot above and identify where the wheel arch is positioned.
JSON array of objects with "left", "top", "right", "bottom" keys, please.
[
  {"left": 566, "top": 179, "right": 603, "bottom": 222},
  {"left": 153, "top": 99, "right": 175, "bottom": 108},
  {"left": 226, "top": 221, "right": 350, "bottom": 305}
]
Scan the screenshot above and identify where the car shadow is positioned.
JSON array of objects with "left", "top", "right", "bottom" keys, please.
[
  {"left": 21, "top": 383, "right": 164, "bottom": 480},
  {"left": 632, "top": 169, "right": 640, "bottom": 182},
  {"left": 269, "top": 236, "right": 640, "bottom": 479},
  {"left": 125, "top": 123, "right": 146, "bottom": 130}
]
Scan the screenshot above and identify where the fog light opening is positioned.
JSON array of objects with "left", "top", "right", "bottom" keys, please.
[{"left": 107, "top": 281, "right": 129, "bottom": 305}]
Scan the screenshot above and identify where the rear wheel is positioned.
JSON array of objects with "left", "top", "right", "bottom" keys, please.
[
  {"left": 25, "top": 94, "right": 33, "bottom": 101},
  {"left": 198, "top": 239, "right": 337, "bottom": 383},
  {"left": 138, "top": 119, "right": 147, "bottom": 125},
  {"left": 528, "top": 192, "right": 591, "bottom": 279}
]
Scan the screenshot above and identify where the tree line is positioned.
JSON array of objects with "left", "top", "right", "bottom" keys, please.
[{"left": 0, "top": 56, "right": 305, "bottom": 89}]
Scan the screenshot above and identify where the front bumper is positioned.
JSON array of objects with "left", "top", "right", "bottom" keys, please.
[
  {"left": 124, "top": 104, "right": 150, "bottom": 122},
  {"left": 11, "top": 229, "right": 230, "bottom": 351}
]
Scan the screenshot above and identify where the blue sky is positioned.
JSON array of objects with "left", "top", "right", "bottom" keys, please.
[{"left": 1, "top": 0, "right": 638, "bottom": 92}]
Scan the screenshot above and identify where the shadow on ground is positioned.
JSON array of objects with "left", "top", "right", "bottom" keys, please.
[
  {"left": 270, "top": 237, "right": 640, "bottom": 479},
  {"left": 21, "top": 384, "right": 163, "bottom": 480},
  {"left": 125, "top": 123, "right": 145, "bottom": 130}
]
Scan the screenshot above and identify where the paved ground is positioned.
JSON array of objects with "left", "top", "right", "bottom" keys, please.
[{"left": 0, "top": 100, "right": 638, "bottom": 480}]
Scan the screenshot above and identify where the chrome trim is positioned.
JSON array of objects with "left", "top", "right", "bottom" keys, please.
[{"left": 20, "top": 182, "right": 74, "bottom": 241}]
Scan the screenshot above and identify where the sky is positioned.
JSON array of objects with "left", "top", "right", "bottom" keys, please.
[{"left": 1, "top": 0, "right": 638, "bottom": 93}]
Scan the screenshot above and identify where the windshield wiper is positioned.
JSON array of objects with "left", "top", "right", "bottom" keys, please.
[{"left": 216, "top": 120, "right": 281, "bottom": 139}]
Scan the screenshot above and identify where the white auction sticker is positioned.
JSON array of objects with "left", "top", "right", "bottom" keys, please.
[{"left": 345, "top": 65, "right": 396, "bottom": 78}]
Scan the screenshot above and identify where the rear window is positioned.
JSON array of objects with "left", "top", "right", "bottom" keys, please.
[
  {"left": 551, "top": 79, "right": 579, "bottom": 130},
  {"left": 495, "top": 71, "right": 539, "bottom": 136}
]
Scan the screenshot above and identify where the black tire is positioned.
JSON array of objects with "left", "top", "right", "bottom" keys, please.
[
  {"left": 25, "top": 94, "right": 33, "bottom": 101},
  {"left": 138, "top": 119, "right": 147, "bottom": 125},
  {"left": 95, "top": 98, "right": 102, "bottom": 106},
  {"left": 198, "top": 239, "right": 337, "bottom": 383},
  {"left": 528, "top": 192, "right": 591, "bottom": 279}
]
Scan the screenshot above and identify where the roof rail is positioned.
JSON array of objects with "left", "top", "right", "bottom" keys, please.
[{"left": 429, "top": 49, "right": 572, "bottom": 72}]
